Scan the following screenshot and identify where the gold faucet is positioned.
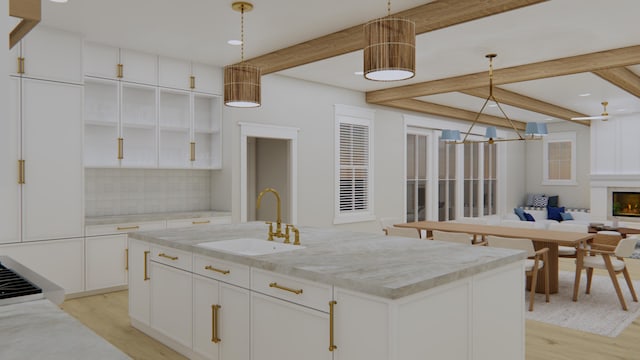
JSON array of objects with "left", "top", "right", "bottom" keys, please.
[{"left": 256, "top": 188, "right": 301, "bottom": 245}]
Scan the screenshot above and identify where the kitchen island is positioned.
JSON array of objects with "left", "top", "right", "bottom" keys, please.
[{"left": 128, "top": 222, "right": 527, "bottom": 360}]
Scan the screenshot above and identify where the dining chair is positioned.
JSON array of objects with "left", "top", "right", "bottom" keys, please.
[
  {"left": 432, "top": 230, "right": 486, "bottom": 245},
  {"left": 450, "top": 217, "right": 488, "bottom": 243},
  {"left": 547, "top": 222, "right": 589, "bottom": 257},
  {"left": 385, "top": 226, "right": 421, "bottom": 238},
  {"left": 486, "top": 235, "right": 549, "bottom": 311},
  {"left": 572, "top": 237, "right": 638, "bottom": 310}
]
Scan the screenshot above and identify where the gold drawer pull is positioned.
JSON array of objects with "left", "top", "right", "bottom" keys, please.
[
  {"left": 329, "top": 300, "right": 337, "bottom": 352},
  {"left": 117, "top": 63, "right": 123, "bottom": 78},
  {"left": 269, "top": 282, "right": 303, "bottom": 295},
  {"left": 190, "top": 142, "right": 196, "bottom": 162},
  {"left": 125, "top": 248, "right": 129, "bottom": 270},
  {"left": 205, "top": 265, "right": 230, "bottom": 275},
  {"left": 117, "top": 225, "right": 139, "bottom": 231},
  {"left": 192, "top": 220, "right": 210, "bottom": 225},
  {"left": 158, "top": 253, "right": 178, "bottom": 261},
  {"left": 211, "top": 304, "right": 221, "bottom": 343},
  {"left": 143, "top": 251, "right": 150, "bottom": 281}
]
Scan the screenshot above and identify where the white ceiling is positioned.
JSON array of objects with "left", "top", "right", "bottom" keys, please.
[{"left": 39, "top": 0, "right": 640, "bottom": 122}]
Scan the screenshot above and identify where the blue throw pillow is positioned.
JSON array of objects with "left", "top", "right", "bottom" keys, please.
[
  {"left": 547, "top": 206, "right": 565, "bottom": 221},
  {"left": 560, "top": 212, "right": 574, "bottom": 221},
  {"left": 514, "top": 207, "right": 526, "bottom": 221},
  {"left": 523, "top": 212, "right": 535, "bottom": 221}
]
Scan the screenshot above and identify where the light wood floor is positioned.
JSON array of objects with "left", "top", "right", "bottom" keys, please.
[{"left": 60, "top": 258, "right": 640, "bottom": 360}]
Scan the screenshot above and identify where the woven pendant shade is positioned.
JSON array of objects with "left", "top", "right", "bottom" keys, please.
[
  {"left": 224, "top": 63, "right": 261, "bottom": 108},
  {"left": 364, "top": 16, "right": 415, "bottom": 81}
]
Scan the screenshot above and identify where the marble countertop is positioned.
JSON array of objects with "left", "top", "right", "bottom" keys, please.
[
  {"left": 0, "top": 300, "right": 130, "bottom": 360},
  {"left": 130, "top": 222, "right": 525, "bottom": 299},
  {"left": 86, "top": 210, "right": 231, "bottom": 226}
]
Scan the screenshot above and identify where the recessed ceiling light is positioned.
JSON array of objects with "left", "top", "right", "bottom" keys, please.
[
  {"left": 544, "top": 118, "right": 553, "bottom": 121},
  {"left": 617, "top": 108, "right": 626, "bottom": 112},
  {"left": 354, "top": 71, "right": 364, "bottom": 76},
  {"left": 579, "top": 93, "right": 591, "bottom": 97},
  {"left": 227, "top": 40, "right": 242, "bottom": 46},
  {"left": 488, "top": 104, "right": 498, "bottom": 108},
  {"left": 50, "top": 0, "right": 68, "bottom": 3}
]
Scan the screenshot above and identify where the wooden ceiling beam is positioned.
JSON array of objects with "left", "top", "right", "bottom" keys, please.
[
  {"left": 9, "top": 0, "right": 41, "bottom": 49},
  {"left": 243, "top": 0, "right": 547, "bottom": 74},
  {"left": 593, "top": 67, "right": 640, "bottom": 99},
  {"left": 367, "top": 45, "right": 640, "bottom": 104},
  {"left": 460, "top": 87, "right": 591, "bottom": 126},
  {"left": 381, "top": 98, "right": 527, "bottom": 131}
]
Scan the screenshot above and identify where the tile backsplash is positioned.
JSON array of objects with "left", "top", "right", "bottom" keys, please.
[{"left": 86, "top": 169, "right": 211, "bottom": 217}]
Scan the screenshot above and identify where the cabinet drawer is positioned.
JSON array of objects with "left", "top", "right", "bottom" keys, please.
[
  {"left": 86, "top": 221, "right": 166, "bottom": 236},
  {"left": 193, "top": 255, "right": 250, "bottom": 288},
  {"left": 251, "top": 268, "right": 332, "bottom": 312},
  {"left": 150, "top": 245, "right": 192, "bottom": 271},
  {"left": 166, "top": 217, "right": 215, "bottom": 229}
]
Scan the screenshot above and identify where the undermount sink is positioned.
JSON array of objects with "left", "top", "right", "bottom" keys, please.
[{"left": 196, "top": 238, "right": 305, "bottom": 256}]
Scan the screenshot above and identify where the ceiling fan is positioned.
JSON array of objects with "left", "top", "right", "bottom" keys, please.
[{"left": 571, "top": 101, "right": 611, "bottom": 121}]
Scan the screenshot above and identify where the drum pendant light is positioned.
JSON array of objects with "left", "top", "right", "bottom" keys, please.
[
  {"left": 363, "top": 0, "right": 415, "bottom": 81},
  {"left": 224, "top": 2, "right": 261, "bottom": 108}
]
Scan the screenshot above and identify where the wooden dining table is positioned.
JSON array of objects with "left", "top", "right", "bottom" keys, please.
[{"left": 395, "top": 221, "right": 595, "bottom": 294}]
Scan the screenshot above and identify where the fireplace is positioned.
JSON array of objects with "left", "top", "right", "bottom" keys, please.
[{"left": 612, "top": 191, "right": 640, "bottom": 218}]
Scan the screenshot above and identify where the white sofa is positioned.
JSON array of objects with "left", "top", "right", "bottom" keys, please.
[{"left": 501, "top": 207, "right": 591, "bottom": 229}]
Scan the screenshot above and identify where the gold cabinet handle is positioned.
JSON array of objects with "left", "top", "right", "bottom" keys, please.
[
  {"left": 192, "top": 220, "right": 210, "bottom": 225},
  {"left": 125, "top": 248, "right": 129, "bottom": 270},
  {"left": 117, "top": 63, "right": 123, "bottom": 78},
  {"left": 204, "top": 265, "right": 230, "bottom": 275},
  {"left": 269, "top": 282, "right": 303, "bottom": 295},
  {"left": 158, "top": 253, "right": 178, "bottom": 261},
  {"left": 17, "top": 160, "right": 25, "bottom": 184},
  {"left": 329, "top": 300, "right": 337, "bottom": 352},
  {"left": 190, "top": 75, "right": 196, "bottom": 89},
  {"left": 117, "top": 137, "right": 124, "bottom": 160},
  {"left": 190, "top": 142, "right": 196, "bottom": 162},
  {"left": 143, "top": 251, "right": 150, "bottom": 281},
  {"left": 17, "top": 57, "right": 25, "bottom": 74},
  {"left": 117, "top": 225, "right": 139, "bottom": 231},
  {"left": 211, "top": 304, "right": 221, "bottom": 343}
]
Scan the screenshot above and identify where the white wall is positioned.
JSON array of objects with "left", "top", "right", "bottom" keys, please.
[
  {"left": 1, "top": 0, "right": 7, "bottom": 138},
  {"left": 504, "top": 141, "right": 526, "bottom": 212},
  {"left": 524, "top": 121, "right": 591, "bottom": 209}
]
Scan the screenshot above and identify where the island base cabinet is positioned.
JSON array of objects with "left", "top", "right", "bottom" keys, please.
[
  {"left": 251, "top": 292, "right": 332, "bottom": 360},
  {"left": 150, "top": 261, "right": 193, "bottom": 350},
  {"left": 193, "top": 275, "right": 250, "bottom": 360},
  {"left": 128, "top": 238, "right": 150, "bottom": 326},
  {"left": 85, "top": 234, "right": 128, "bottom": 291},
  {"left": 334, "top": 261, "right": 524, "bottom": 360}
]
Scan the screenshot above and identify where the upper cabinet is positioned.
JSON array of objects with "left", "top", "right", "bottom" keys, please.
[
  {"left": 10, "top": 25, "right": 83, "bottom": 84},
  {"left": 84, "top": 42, "right": 222, "bottom": 169},
  {"left": 84, "top": 42, "right": 157, "bottom": 85},
  {"left": 159, "top": 56, "right": 222, "bottom": 94}
]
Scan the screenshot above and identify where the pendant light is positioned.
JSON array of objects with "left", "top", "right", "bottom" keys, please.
[
  {"left": 440, "top": 54, "right": 547, "bottom": 144},
  {"left": 224, "top": 2, "right": 261, "bottom": 108},
  {"left": 363, "top": 0, "right": 416, "bottom": 81}
]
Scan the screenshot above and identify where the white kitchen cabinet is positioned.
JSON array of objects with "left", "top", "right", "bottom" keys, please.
[
  {"left": 150, "top": 259, "right": 193, "bottom": 350},
  {"left": 85, "top": 234, "right": 128, "bottom": 291},
  {"left": 84, "top": 42, "right": 157, "bottom": 85},
  {"left": 0, "top": 78, "right": 20, "bottom": 244},
  {"left": 7, "top": 76, "right": 83, "bottom": 243},
  {"left": 128, "top": 238, "right": 151, "bottom": 326},
  {"left": 10, "top": 25, "right": 82, "bottom": 84},
  {"left": 193, "top": 274, "right": 250, "bottom": 360},
  {"left": 251, "top": 292, "right": 332, "bottom": 360},
  {"left": 165, "top": 216, "right": 230, "bottom": 229},
  {"left": 158, "top": 56, "right": 222, "bottom": 94},
  {"left": 251, "top": 268, "right": 334, "bottom": 360},
  {"left": 0, "top": 238, "right": 85, "bottom": 294}
]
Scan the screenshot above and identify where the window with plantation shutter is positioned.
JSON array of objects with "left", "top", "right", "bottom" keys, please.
[
  {"left": 334, "top": 105, "right": 374, "bottom": 224},
  {"left": 543, "top": 132, "right": 576, "bottom": 185}
]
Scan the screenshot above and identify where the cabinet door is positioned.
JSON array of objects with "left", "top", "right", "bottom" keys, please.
[
  {"left": 84, "top": 42, "right": 120, "bottom": 80},
  {"left": 159, "top": 88, "right": 191, "bottom": 168},
  {"left": 0, "top": 238, "right": 85, "bottom": 294},
  {"left": 251, "top": 292, "right": 332, "bottom": 360},
  {"left": 120, "top": 82, "right": 158, "bottom": 168},
  {"left": 120, "top": 49, "right": 158, "bottom": 85},
  {"left": 86, "top": 234, "right": 128, "bottom": 291},
  {"left": 84, "top": 77, "right": 120, "bottom": 167},
  {"left": 21, "top": 78, "right": 83, "bottom": 242},
  {"left": 158, "top": 56, "right": 191, "bottom": 90},
  {"left": 150, "top": 261, "right": 192, "bottom": 349},
  {"left": 191, "top": 63, "right": 222, "bottom": 95},
  {"left": 193, "top": 275, "right": 221, "bottom": 360},
  {"left": 193, "top": 94, "right": 222, "bottom": 169},
  {"left": 128, "top": 238, "right": 151, "bottom": 326},
  {"left": 0, "top": 77, "right": 21, "bottom": 244},
  {"left": 21, "top": 26, "right": 83, "bottom": 84},
  {"left": 219, "top": 283, "right": 250, "bottom": 360}
]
